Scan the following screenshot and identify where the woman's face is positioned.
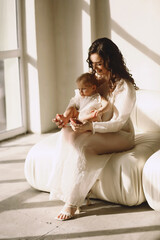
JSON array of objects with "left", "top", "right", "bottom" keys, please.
[{"left": 90, "top": 53, "right": 109, "bottom": 78}]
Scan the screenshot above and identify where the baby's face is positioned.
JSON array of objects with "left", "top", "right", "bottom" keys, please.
[{"left": 77, "top": 82, "right": 96, "bottom": 97}]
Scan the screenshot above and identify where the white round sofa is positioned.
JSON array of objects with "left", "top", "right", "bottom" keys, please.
[{"left": 25, "top": 89, "right": 160, "bottom": 210}]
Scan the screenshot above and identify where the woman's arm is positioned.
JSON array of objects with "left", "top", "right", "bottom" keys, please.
[
  {"left": 92, "top": 80, "right": 136, "bottom": 134},
  {"left": 94, "top": 96, "right": 109, "bottom": 116},
  {"left": 70, "top": 119, "right": 93, "bottom": 132}
]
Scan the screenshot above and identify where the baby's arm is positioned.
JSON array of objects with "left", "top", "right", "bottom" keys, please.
[{"left": 94, "top": 96, "right": 109, "bottom": 116}]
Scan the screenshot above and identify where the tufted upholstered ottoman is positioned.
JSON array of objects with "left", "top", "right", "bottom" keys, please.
[
  {"left": 25, "top": 89, "right": 160, "bottom": 208},
  {"left": 143, "top": 150, "right": 160, "bottom": 211}
]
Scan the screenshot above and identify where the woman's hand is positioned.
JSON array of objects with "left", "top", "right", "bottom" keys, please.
[
  {"left": 52, "top": 114, "right": 68, "bottom": 128},
  {"left": 70, "top": 118, "right": 93, "bottom": 133}
]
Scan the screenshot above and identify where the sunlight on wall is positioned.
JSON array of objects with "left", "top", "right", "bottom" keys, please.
[
  {"left": 21, "top": 0, "right": 160, "bottom": 133},
  {"left": 27, "top": 63, "right": 41, "bottom": 132},
  {"left": 53, "top": 0, "right": 94, "bottom": 115},
  {"left": 110, "top": 0, "right": 160, "bottom": 91},
  {"left": 82, "top": 7, "right": 91, "bottom": 72},
  {"left": 24, "top": 0, "right": 41, "bottom": 133}
]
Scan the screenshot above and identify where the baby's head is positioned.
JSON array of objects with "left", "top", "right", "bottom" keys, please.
[{"left": 76, "top": 73, "right": 98, "bottom": 97}]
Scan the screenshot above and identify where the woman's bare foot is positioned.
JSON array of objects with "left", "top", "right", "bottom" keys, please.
[{"left": 55, "top": 204, "right": 77, "bottom": 221}]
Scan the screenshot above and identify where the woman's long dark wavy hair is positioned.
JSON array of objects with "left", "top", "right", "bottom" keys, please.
[{"left": 87, "top": 37, "right": 138, "bottom": 90}]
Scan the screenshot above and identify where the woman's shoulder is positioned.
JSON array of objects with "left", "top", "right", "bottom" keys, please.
[
  {"left": 112, "top": 79, "right": 136, "bottom": 102},
  {"left": 114, "top": 79, "right": 135, "bottom": 92},
  {"left": 97, "top": 78, "right": 135, "bottom": 99}
]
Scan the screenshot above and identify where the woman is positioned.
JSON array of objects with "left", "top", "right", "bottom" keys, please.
[{"left": 48, "top": 37, "right": 137, "bottom": 221}]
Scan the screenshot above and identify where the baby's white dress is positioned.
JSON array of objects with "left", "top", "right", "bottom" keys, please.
[
  {"left": 47, "top": 79, "right": 136, "bottom": 206},
  {"left": 68, "top": 90, "right": 112, "bottom": 122}
]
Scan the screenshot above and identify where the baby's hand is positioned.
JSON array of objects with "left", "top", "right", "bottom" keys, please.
[
  {"left": 70, "top": 118, "right": 83, "bottom": 125},
  {"left": 90, "top": 110, "right": 99, "bottom": 118},
  {"left": 93, "top": 110, "right": 98, "bottom": 117},
  {"left": 52, "top": 114, "right": 68, "bottom": 128},
  {"left": 89, "top": 110, "right": 102, "bottom": 122}
]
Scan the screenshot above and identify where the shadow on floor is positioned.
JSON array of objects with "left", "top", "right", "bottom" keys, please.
[
  {"left": 1, "top": 225, "right": 160, "bottom": 240},
  {"left": 77, "top": 200, "right": 152, "bottom": 218},
  {"left": 0, "top": 187, "right": 63, "bottom": 214}
]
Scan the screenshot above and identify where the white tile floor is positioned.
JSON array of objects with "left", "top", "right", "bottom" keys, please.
[{"left": 0, "top": 133, "right": 160, "bottom": 240}]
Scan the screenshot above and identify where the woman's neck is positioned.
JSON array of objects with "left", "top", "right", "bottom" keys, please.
[{"left": 96, "top": 71, "right": 111, "bottom": 83}]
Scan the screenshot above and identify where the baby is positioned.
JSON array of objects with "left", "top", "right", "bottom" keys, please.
[{"left": 53, "top": 72, "right": 112, "bottom": 127}]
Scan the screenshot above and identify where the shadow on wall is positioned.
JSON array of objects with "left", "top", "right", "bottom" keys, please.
[
  {"left": 111, "top": 19, "right": 160, "bottom": 66},
  {"left": 94, "top": 0, "right": 111, "bottom": 39},
  {"left": 56, "top": 0, "right": 112, "bottom": 113},
  {"left": 94, "top": 0, "right": 160, "bottom": 66},
  {"left": 54, "top": 0, "right": 91, "bottom": 113}
]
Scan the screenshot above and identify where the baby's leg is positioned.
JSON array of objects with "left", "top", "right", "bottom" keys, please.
[{"left": 64, "top": 107, "right": 79, "bottom": 121}]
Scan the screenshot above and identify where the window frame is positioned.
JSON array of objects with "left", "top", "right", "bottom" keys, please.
[{"left": 0, "top": 0, "right": 27, "bottom": 141}]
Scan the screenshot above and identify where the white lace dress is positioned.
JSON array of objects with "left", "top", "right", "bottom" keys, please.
[{"left": 47, "top": 79, "right": 136, "bottom": 206}]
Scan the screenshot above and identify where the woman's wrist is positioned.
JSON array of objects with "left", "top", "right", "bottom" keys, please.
[{"left": 87, "top": 122, "right": 93, "bottom": 132}]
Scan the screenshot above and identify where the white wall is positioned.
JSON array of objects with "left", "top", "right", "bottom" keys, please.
[
  {"left": 23, "top": 0, "right": 56, "bottom": 133},
  {"left": 35, "top": 0, "right": 57, "bottom": 132},
  {"left": 94, "top": 0, "right": 160, "bottom": 91},
  {"left": 52, "top": 0, "right": 93, "bottom": 113},
  {"left": 23, "top": 0, "right": 160, "bottom": 133},
  {"left": 22, "top": 0, "right": 41, "bottom": 133},
  {"left": 109, "top": 0, "right": 160, "bottom": 91},
  {"left": 23, "top": 0, "right": 94, "bottom": 133}
]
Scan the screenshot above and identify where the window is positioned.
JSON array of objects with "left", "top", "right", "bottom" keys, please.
[{"left": 0, "top": 0, "right": 26, "bottom": 141}]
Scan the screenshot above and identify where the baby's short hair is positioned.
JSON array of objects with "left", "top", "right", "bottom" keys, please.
[{"left": 76, "top": 73, "right": 98, "bottom": 87}]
